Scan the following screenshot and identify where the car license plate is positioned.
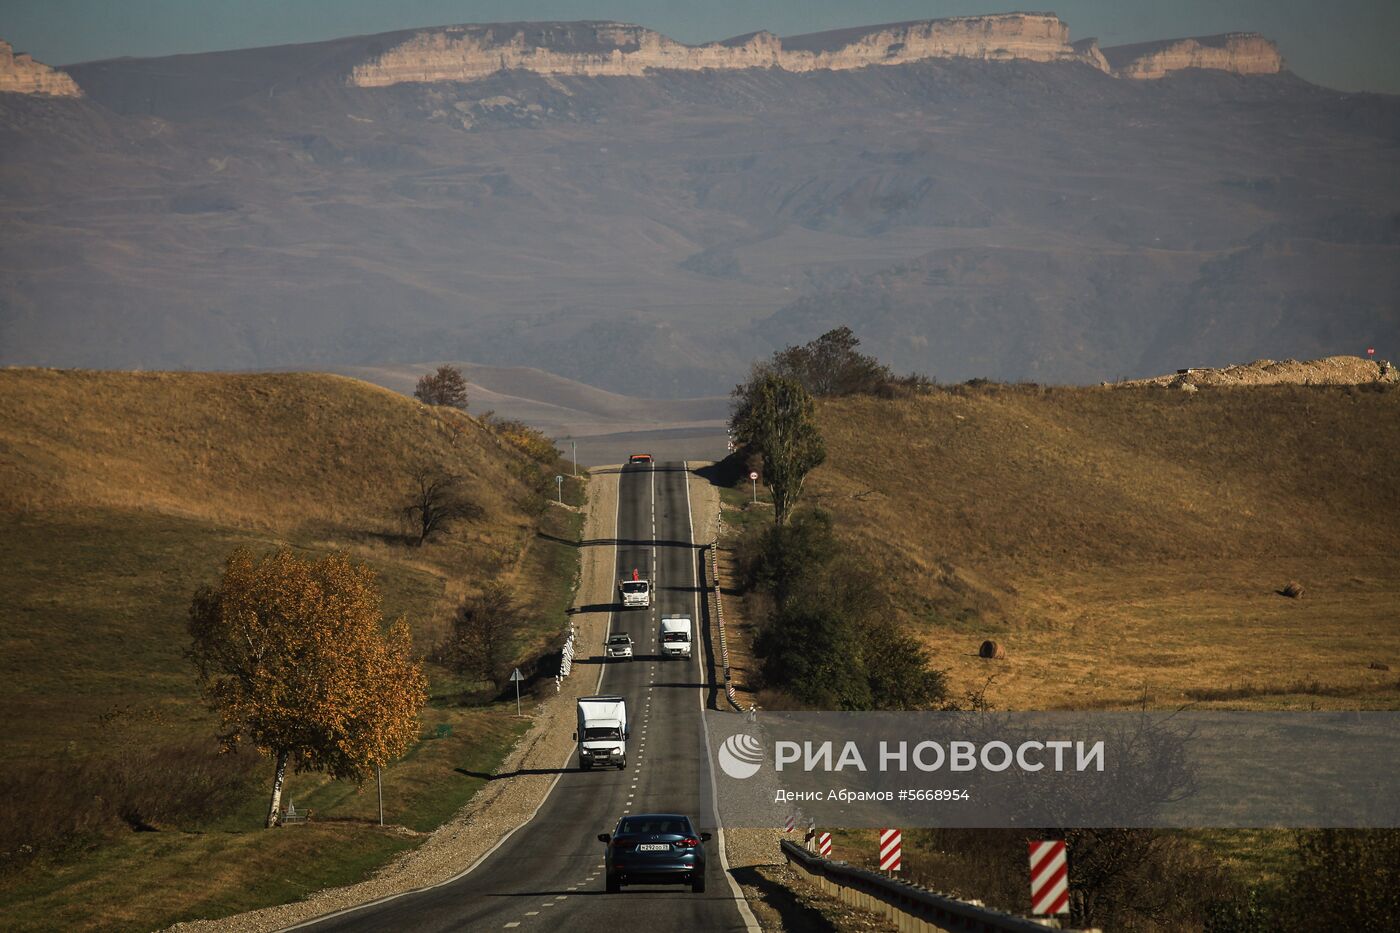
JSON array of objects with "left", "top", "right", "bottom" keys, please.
[{"left": 637, "top": 843, "right": 669, "bottom": 851}]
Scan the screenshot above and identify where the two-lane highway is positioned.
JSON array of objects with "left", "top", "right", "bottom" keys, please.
[{"left": 299, "top": 460, "right": 752, "bottom": 932}]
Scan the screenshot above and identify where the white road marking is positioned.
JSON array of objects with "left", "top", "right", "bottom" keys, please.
[{"left": 504, "top": 924, "right": 520, "bottom": 928}]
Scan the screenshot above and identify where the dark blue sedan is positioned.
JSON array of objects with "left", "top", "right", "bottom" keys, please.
[{"left": 598, "top": 813, "right": 711, "bottom": 893}]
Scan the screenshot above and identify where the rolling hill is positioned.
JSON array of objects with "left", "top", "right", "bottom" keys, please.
[
  {"left": 801, "top": 379, "right": 1400, "bottom": 709},
  {"left": 0, "top": 368, "right": 585, "bottom": 928},
  {"left": 0, "top": 368, "right": 556, "bottom": 756}
]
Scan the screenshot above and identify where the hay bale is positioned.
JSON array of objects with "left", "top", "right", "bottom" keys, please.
[
  {"left": 1280, "top": 581, "right": 1305, "bottom": 599},
  {"left": 978, "top": 640, "right": 1006, "bottom": 660}
]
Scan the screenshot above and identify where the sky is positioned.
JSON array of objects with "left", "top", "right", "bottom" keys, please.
[{"left": 3, "top": 0, "right": 1398, "bottom": 94}]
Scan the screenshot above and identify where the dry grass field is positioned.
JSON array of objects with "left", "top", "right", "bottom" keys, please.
[
  {"left": 806, "top": 382, "right": 1400, "bottom": 711},
  {"left": 0, "top": 368, "right": 582, "bottom": 930}
]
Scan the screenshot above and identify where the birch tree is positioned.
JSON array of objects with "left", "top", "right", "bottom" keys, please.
[{"left": 188, "top": 548, "right": 427, "bottom": 828}]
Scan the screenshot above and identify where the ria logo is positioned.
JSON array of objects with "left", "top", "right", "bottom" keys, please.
[{"left": 718, "top": 733, "right": 764, "bottom": 780}]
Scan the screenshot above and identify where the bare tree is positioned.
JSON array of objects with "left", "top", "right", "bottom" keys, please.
[
  {"left": 439, "top": 581, "right": 522, "bottom": 690},
  {"left": 414, "top": 365, "right": 469, "bottom": 409},
  {"left": 401, "top": 467, "right": 480, "bottom": 546}
]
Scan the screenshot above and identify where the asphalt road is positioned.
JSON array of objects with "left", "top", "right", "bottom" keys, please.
[{"left": 299, "top": 461, "right": 752, "bottom": 932}]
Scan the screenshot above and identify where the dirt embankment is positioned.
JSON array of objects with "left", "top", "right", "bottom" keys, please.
[{"left": 1122, "top": 354, "right": 1396, "bottom": 389}]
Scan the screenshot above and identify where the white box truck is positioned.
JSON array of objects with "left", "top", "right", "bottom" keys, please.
[
  {"left": 660, "top": 616, "right": 692, "bottom": 660},
  {"left": 619, "top": 569, "right": 650, "bottom": 609},
  {"left": 575, "top": 695, "right": 628, "bottom": 770}
]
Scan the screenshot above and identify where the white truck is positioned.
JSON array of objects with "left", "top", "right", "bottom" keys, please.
[
  {"left": 660, "top": 616, "right": 693, "bottom": 660},
  {"left": 575, "top": 695, "right": 628, "bottom": 770},
  {"left": 619, "top": 569, "right": 650, "bottom": 609}
]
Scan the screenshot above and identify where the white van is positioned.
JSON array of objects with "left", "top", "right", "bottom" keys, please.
[{"left": 660, "top": 616, "right": 692, "bottom": 660}]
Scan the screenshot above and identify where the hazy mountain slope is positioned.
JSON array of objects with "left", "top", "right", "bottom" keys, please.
[
  {"left": 332, "top": 361, "right": 728, "bottom": 437},
  {"left": 2, "top": 22, "right": 1398, "bottom": 394}
]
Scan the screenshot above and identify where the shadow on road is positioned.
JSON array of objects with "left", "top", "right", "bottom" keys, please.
[
  {"left": 455, "top": 766, "right": 584, "bottom": 780},
  {"left": 568, "top": 603, "right": 617, "bottom": 615}
]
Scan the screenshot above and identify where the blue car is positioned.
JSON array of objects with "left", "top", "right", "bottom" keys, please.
[{"left": 598, "top": 813, "right": 711, "bottom": 893}]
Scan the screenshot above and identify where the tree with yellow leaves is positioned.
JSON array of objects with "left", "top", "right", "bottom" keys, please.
[{"left": 188, "top": 548, "right": 427, "bottom": 828}]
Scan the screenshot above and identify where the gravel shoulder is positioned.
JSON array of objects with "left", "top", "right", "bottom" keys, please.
[{"left": 169, "top": 467, "right": 622, "bottom": 933}]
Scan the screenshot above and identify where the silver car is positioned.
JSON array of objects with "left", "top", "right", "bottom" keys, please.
[{"left": 606, "top": 633, "right": 634, "bottom": 660}]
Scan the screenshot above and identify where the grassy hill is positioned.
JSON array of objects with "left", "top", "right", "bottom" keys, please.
[
  {"left": 804, "top": 382, "right": 1400, "bottom": 710},
  {"left": 0, "top": 369, "right": 582, "bottom": 929}
]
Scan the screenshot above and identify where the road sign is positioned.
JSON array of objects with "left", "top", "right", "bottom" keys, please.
[
  {"left": 1368, "top": 347, "right": 1376, "bottom": 357},
  {"left": 879, "top": 828, "right": 902, "bottom": 871},
  {"left": 749, "top": 471, "right": 758, "bottom": 480},
  {"left": 555, "top": 474, "right": 564, "bottom": 503},
  {"left": 1029, "top": 840, "right": 1070, "bottom": 916},
  {"left": 817, "top": 832, "right": 832, "bottom": 857},
  {"left": 510, "top": 667, "right": 524, "bottom": 715},
  {"left": 749, "top": 471, "right": 758, "bottom": 504}
]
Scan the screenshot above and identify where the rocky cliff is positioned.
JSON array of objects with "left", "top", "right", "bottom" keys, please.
[
  {"left": 350, "top": 14, "right": 1107, "bottom": 87},
  {"left": 1102, "top": 33, "right": 1282, "bottom": 80},
  {"left": 0, "top": 40, "right": 82, "bottom": 96}
]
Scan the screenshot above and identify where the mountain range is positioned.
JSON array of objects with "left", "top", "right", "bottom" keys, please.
[{"left": 1, "top": 14, "right": 1397, "bottom": 395}]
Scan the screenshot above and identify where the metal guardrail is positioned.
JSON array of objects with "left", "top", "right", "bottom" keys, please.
[
  {"left": 781, "top": 839, "right": 1095, "bottom": 933},
  {"left": 708, "top": 540, "right": 744, "bottom": 712}
]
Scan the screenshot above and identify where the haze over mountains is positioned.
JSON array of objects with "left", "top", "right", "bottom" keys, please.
[{"left": 1, "top": 13, "right": 1397, "bottom": 396}]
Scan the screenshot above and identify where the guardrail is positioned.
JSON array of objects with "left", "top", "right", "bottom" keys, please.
[
  {"left": 706, "top": 529, "right": 749, "bottom": 713},
  {"left": 554, "top": 626, "right": 576, "bottom": 692},
  {"left": 781, "top": 839, "right": 1096, "bottom": 933}
]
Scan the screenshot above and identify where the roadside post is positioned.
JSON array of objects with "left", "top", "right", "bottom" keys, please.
[
  {"left": 571, "top": 440, "right": 578, "bottom": 476},
  {"left": 376, "top": 765, "right": 383, "bottom": 826},
  {"left": 817, "top": 832, "right": 832, "bottom": 857},
  {"left": 749, "top": 470, "right": 758, "bottom": 503},
  {"left": 555, "top": 474, "right": 564, "bottom": 504},
  {"left": 510, "top": 667, "right": 525, "bottom": 715},
  {"left": 1029, "top": 839, "right": 1070, "bottom": 917},
  {"left": 880, "top": 828, "right": 902, "bottom": 873}
]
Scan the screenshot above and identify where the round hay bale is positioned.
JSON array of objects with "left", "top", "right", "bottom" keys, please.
[
  {"left": 1280, "top": 581, "right": 1305, "bottom": 599},
  {"left": 978, "top": 640, "right": 1006, "bottom": 660}
]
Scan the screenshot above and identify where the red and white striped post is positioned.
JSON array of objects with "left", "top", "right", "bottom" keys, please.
[
  {"left": 879, "top": 828, "right": 902, "bottom": 872},
  {"left": 817, "top": 832, "right": 832, "bottom": 857},
  {"left": 1028, "top": 839, "right": 1070, "bottom": 916},
  {"left": 784, "top": 813, "right": 795, "bottom": 834}
]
